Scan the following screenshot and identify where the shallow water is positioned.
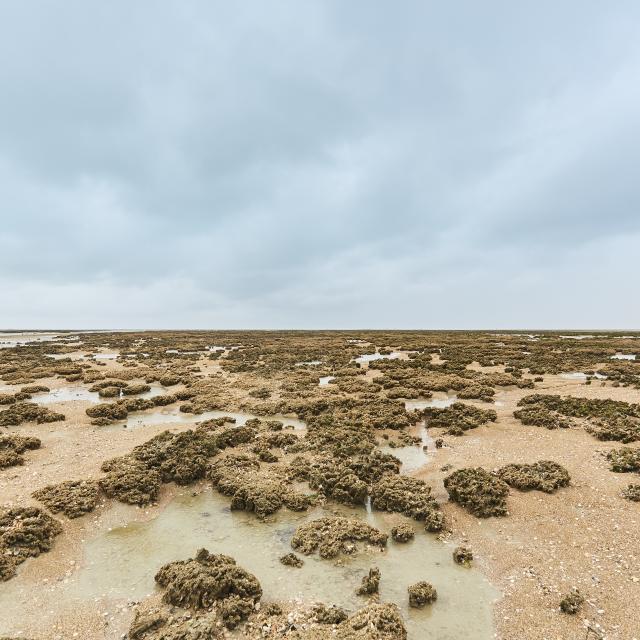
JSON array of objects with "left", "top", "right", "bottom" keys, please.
[
  {"left": 65, "top": 490, "right": 497, "bottom": 639},
  {"left": 354, "top": 352, "right": 403, "bottom": 364},
  {"left": 45, "top": 352, "right": 87, "bottom": 361},
  {"left": 404, "top": 394, "right": 458, "bottom": 411},
  {"left": 32, "top": 383, "right": 167, "bottom": 405},
  {"left": 318, "top": 375, "right": 335, "bottom": 386},
  {"left": 94, "top": 352, "right": 119, "bottom": 360},
  {"left": 560, "top": 372, "right": 607, "bottom": 380},
  {"left": 381, "top": 423, "right": 435, "bottom": 475},
  {"left": 120, "top": 407, "right": 307, "bottom": 431},
  {"left": 611, "top": 353, "right": 636, "bottom": 360},
  {"left": 0, "top": 332, "right": 65, "bottom": 348}
]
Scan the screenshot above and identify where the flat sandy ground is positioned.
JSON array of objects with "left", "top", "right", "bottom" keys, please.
[{"left": 1, "top": 354, "right": 639, "bottom": 640}]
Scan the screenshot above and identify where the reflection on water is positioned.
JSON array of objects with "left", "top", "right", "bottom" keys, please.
[
  {"left": 319, "top": 376, "right": 335, "bottom": 386},
  {"left": 611, "top": 354, "right": 636, "bottom": 360},
  {"left": 58, "top": 491, "right": 497, "bottom": 640}
]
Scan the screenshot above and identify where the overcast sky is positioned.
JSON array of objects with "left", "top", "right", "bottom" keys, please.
[{"left": 1, "top": 1, "right": 639, "bottom": 329}]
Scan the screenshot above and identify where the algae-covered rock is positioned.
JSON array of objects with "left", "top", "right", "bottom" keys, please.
[
  {"left": 0, "top": 402, "right": 64, "bottom": 426},
  {"left": 312, "top": 603, "right": 348, "bottom": 625},
  {"left": 21, "top": 385, "right": 50, "bottom": 394},
  {"left": 155, "top": 548, "right": 261, "bottom": 627},
  {"left": 301, "top": 451, "right": 401, "bottom": 508},
  {"left": 356, "top": 567, "right": 381, "bottom": 595},
  {"left": 586, "top": 416, "right": 640, "bottom": 443},
  {"left": 213, "top": 425, "right": 256, "bottom": 450},
  {"left": 458, "top": 385, "right": 495, "bottom": 401},
  {"left": 513, "top": 406, "right": 570, "bottom": 430},
  {"left": 391, "top": 523, "right": 414, "bottom": 543},
  {"left": 452, "top": 546, "right": 473, "bottom": 565},
  {"left": 123, "top": 383, "right": 152, "bottom": 396},
  {"left": 444, "top": 467, "right": 509, "bottom": 517},
  {"left": 97, "top": 386, "right": 121, "bottom": 398},
  {"left": 607, "top": 447, "right": 640, "bottom": 473},
  {"left": 307, "top": 459, "right": 368, "bottom": 506},
  {"left": 280, "top": 552, "right": 304, "bottom": 568},
  {"left": 132, "top": 430, "right": 218, "bottom": 485},
  {"left": 99, "top": 456, "right": 161, "bottom": 505},
  {"left": 86, "top": 401, "right": 128, "bottom": 423},
  {"left": 209, "top": 453, "right": 308, "bottom": 517},
  {"left": 129, "top": 607, "right": 219, "bottom": 639},
  {"left": 622, "top": 484, "right": 640, "bottom": 501},
  {"left": 560, "top": 589, "right": 584, "bottom": 614},
  {"left": 423, "top": 402, "right": 496, "bottom": 435},
  {"left": 408, "top": 581, "right": 437, "bottom": 607},
  {"left": 159, "top": 373, "right": 182, "bottom": 386},
  {"left": 337, "top": 603, "right": 406, "bottom": 640},
  {"left": 32, "top": 479, "right": 99, "bottom": 518},
  {"left": 0, "top": 506, "right": 62, "bottom": 581},
  {"left": 0, "top": 434, "right": 41, "bottom": 469},
  {"left": 496, "top": 461, "right": 570, "bottom": 493},
  {"left": 370, "top": 475, "right": 443, "bottom": 531},
  {"left": 291, "top": 516, "right": 387, "bottom": 559}
]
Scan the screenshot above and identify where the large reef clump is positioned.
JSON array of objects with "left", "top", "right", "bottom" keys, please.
[
  {"left": 444, "top": 467, "right": 509, "bottom": 517},
  {"left": 0, "top": 506, "right": 62, "bottom": 581},
  {"left": 291, "top": 516, "right": 387, "bottom": 559}
]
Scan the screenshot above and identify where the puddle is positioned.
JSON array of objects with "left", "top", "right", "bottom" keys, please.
[
  {"left": 560, "top": 372, "right": 607, "bottom": 380},
  {"left": 611, "top": 354, "right": 636, "bottom": 360},
  {"left": 118, "top": 407, "right": 307, "bottom": 431},
  {"left": 319, "top": 376, "right": 335, "bottom": 386},
  {"left": 381, "top": 422, "right": 435, "bottom": 475},
  {"left": 296, "top": 360, "right": 323, "bottom": 366},
  {"left": 45, "top": 352, "right": 88, "bottom": 361},
  {"left": 0, "top": 332, "right": 66, "bottom": 348},
  {"left": 354, "top": 352, "right": 403, "bottom": 365},
  {"left": 166, "top": 349, "right": 207, "bottom": 355},
  {"left": 404, "top": 395, "right": 458, "bottom": 411},
  {"left": 10, "top": 490, "right": 497, "bottom": 640},
  {"left": 32, "top": 383, "right": 167, "bottom": 405}
]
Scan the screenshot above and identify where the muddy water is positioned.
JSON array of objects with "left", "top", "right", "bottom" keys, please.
[{"left": 66, "top": 489, "right": 496, "bottom": 639}]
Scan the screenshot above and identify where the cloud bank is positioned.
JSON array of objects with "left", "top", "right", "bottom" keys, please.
[{"left": 1, "top": 1, "right": 639, "bottom": 328}]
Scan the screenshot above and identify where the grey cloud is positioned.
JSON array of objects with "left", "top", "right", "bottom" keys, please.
[{"left": 1, "top": 1, "right": 639, "bottom": 327}]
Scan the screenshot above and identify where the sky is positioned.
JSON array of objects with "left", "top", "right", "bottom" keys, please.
[{"left": 1, "top": 1, "right": 639, "bottom": 329}]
